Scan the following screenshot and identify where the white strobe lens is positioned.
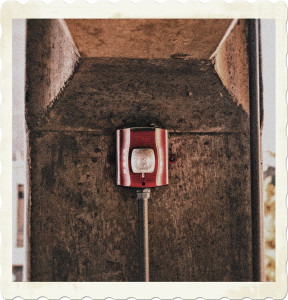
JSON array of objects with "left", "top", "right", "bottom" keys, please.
[{"left": 131, "top": 148, "right": 155, "bottom": 173}]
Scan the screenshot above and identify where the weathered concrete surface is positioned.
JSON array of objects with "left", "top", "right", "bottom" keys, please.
[
  {"left": 30, "top": 131, "right": 252, "bottom": 281},
  {"left": 29, "top": 58, "right": 253, "bottom": 281},
  {"left": 38, "top": 58, "right": 249, "bottom": 133},
  {"left": 26, "top": 19, "right": 80, "bottom": 125},
  {"left": 212, "top": 20, "right": 250, "bottom": 114},
  {"left": 150, "top": 133, "right": 252, "bottom": 281},
  {"left": 65, "top": 19, "right": 232, "bottom": 59},
  {"left": 30, "top": 132, "right": 139, "bottom": 281}
]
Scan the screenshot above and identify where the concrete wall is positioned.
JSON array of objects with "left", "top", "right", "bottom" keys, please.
[
  {"left": 27, "top": 20, "right": 253, "bottom": 281},
  {"left": 212, "top": 20, "right": 250, "bottom": 114},
  {"left": 26, "top": 20, "right": 80, "bottom": 126},
  {"left": 65, "top": 19, "right": 232, "bottom": 59}
]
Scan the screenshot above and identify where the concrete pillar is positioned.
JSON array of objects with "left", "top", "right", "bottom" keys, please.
[{"left": 26, "top": 19, "right": 254, "bottom": 281}]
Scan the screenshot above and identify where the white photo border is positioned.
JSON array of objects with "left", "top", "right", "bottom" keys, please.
[{"left": 1, "top": 1, "right": 287, "bottom": 299}]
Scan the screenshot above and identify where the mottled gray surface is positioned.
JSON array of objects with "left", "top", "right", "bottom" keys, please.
[{"left": 12, "top": 20, "right": 26, "bottom": 158}]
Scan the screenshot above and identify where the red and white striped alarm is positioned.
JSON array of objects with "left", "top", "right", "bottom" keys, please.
[{"left": 116, "top": 127, "right": 168, "bottom": 188}]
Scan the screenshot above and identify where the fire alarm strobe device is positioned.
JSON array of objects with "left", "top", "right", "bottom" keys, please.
[
  {"left": 116, "top": 127, "right": 168, "bottom": 188},
  {"left": 116, "top": 127, "right": 169, "bottom": 281}
]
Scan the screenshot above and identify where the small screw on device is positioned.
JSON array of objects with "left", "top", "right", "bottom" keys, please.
[{"left": 169, "top": 154, "right": 177, "bottom": 164}]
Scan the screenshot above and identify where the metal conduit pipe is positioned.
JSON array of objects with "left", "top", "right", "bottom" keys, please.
[
  {"left": 247, "top": 19, "right": 265, "bottom": 282},
  {"left": 137, "top": 188, "right": 150, "bottom": 282}
]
